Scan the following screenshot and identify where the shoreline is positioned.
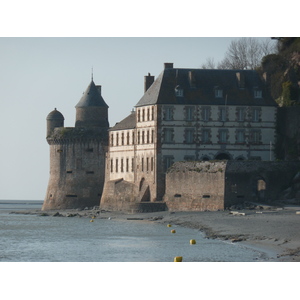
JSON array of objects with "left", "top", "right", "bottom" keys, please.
[{"left": 10, "top": 205, "right": 300, "bottom": 262}]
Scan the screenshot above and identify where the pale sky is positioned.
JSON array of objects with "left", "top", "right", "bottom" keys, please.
[
  {"left": 0, "top": 37, "right": 278, "bottom": 200},
  {"left": 0, "top": 1, "right": 288, "bottom": 200}
]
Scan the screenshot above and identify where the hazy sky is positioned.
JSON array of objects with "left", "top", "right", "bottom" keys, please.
[{"left": 0, "top": 37, "right": 278, "bottom": 200}]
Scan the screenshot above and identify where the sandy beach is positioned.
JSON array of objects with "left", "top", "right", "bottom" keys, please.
[{"left": 12, "top": 204, "right": 300, "bottom": 262}]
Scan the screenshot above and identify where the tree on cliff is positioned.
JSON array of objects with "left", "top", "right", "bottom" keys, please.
[{"left": 261, "top": 37, "right": 300, "bottom": 106}]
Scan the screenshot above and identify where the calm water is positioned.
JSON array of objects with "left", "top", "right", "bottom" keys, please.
[{"left": 0, "top": 200, "right": 271, "bottom": 262}]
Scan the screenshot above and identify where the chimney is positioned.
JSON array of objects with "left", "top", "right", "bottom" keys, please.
[
  {"left": 96, "top": 85, "right": 102, "bottom": 95},
  {"left": 263, "top": 72, "right": 268, "bottom": 83},
  {"left": 236, "top": 72, "right": 245, "bottom": 89},
  {"left": 164, "top": 62, "right": 174, "bottom": 69},
  {"left": 144, "top": 73, "right": 155, "bottom": 92}
]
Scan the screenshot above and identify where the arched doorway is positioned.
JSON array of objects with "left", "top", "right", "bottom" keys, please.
[
  {"left": 215, "top": 153, "right": 231, "bottom": 160},
  {"left": 256, "top": 177, "right": 266, "bottom": 201},
  {"left": 201, "top": 155, "right": 210, "bottom": 161}
]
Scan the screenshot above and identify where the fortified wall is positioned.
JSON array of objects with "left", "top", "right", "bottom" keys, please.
[
  {"left": 43, "top": 80, "right": 109, "bottom": 210},
  {"left": 100, "top": 178, "right": 166, "bottom": 213},
  {"left": 43, "top": 127, "right": 107, "bottom": 210},
  {"left": 164, "top": 160, "right": 300, "bottom": 211}
]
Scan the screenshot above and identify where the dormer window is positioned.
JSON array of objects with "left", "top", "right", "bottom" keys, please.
[
  {"left": 215, "top": 88, "right": 223, "bottom": 98},
  {"left": 175, "top": 85, "right": 183, "bottom": 97},
  {"left": 254, "top": 89, "right": 262, "bottom": 98}
]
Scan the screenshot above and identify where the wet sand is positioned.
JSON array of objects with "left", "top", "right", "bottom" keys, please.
[{"left": 11, "top": 204, "right": 300, "bottom": 262}]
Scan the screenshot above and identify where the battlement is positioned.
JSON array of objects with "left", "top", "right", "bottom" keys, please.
[{"left": 47, "top": 127, "right": 108, "bottom": 145}]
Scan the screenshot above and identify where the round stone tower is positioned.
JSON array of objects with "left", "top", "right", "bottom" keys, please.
[
  {"left": 46, "top": 108, "right": 64, "bottom": 137},
  {"left": 42, "top": 80, "right": 109, "bottom": 210}
]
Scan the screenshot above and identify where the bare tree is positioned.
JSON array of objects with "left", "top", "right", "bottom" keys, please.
[
  {"left": 201, "top": 57, "right": 216, "bottom": 69},
  {"left": 215, "top": 38, "right": 276, "bottom": 70}
]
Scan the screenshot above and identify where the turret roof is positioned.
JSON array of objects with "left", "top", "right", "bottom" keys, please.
[
  {"left": 46, "top": 108, "right": 64, "bottom": 120},
  {"left": 75, "top": 80, "right": 108, "bottom": 108}
]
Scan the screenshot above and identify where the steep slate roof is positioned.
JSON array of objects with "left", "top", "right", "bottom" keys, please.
[
  {"left": 110, "top": 111, "right": 136, "bottom": 131},
  {"left": 75, "top": 80, "right": 108, "bottom": 108},
  {"left": 135, "top": 68, "right": 276, "bottom": 107}
]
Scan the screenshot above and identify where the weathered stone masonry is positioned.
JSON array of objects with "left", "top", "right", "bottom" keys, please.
[{"left": 164, "top": 161, "right": 300, "bottom": 211}]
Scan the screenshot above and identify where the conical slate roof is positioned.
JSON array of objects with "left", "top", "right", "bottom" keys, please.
[
  {"left": 75, "top": 80, "right": 108, "bottom": 108},
  {"left": 46, "top": 108, "right": 64, "bottom": 120}
]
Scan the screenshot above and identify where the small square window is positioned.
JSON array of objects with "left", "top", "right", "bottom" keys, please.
[
  {"left": 254, "top": 89, "right": 262, "bottom": 98},
  {"left": 215, "top": 89, "right": 223, "bottom": 98}
]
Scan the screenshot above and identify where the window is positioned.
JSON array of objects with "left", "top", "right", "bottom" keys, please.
[
  {"left": 219, "top": 107, "right": 227, "bottom": 122},
  {"left": 151, "top": 106, "right": 154, "bottom": 120},
  {"left": 219, "top": 129, "right": 227, "bottom": 143},
  {"left": 151, "top": 130, "right": 154, "bottom": 143},
  {"left": 116, "top": 133, "right": 119, "bottom": 146},
  {"left": 202, "top": 129, "right": 210, "bottom": 143},
  {"left": 141, "top": 157, "right": 144, "bottom": 172},
  {"left": 121, "top": 132, "right": 124, "bottom": 145},
  {"left": 121, "top": 159, "right": 124, "bottom": 172},
  {"left": 137, "top": 109, "right": 140, "bottom": 122},
  {"left": 126, "top": 132, "right": 130, "bottom": 145},
  {"left": 115, "top": 159, "right": 118, "bottom": 172},
  {"left": 254, "top": 89, "right": 262, "bottom": 98},
  {"left": 237, "top": 107, "right": 245, "bottom": 122},
  {"left": 142, "top": 109, "right": 145, "bottom": 122},
  {"left": 185, "top": 128, "right": 194, "bottom": 144},
  {"left": 137, "top": 131, "right": 140, "bottom": 144},
  {"left": 236, "top": 130, "right": 245, "bottom": 143},
  {"left": 126, "top": 158, "right": 129, "bottom": 172},
  {"left": 202, "top": 107, "right": 210, "bottom": 121},
  {"left": 131, "top": 158, "right": 134, "bottom": 172},
  {"left": 252, "top": 108, "right": 260, "bottom": 122},
  {"left": 163, "top": 156, "right": 174, "bottom": 172},
  {"left": 110, "top": 159, "right": 113, "bottom": 173},
  {"left": 110, "top": 134, "right": 114, "bottom": 146},
  {"left": 250, "top": 130, "right": 260, "bottom": 144},
  {"left": 185, "top": 106, "right": 194, "bottom": 121},
  {"left": 163, "top": 128, "right": 174, "bottom": 143},
  {"left": 146, "top": 157, "right": 149, "bottom": 172},
  {"left": 175, "top": 86, "right": 183, "bottom": 97},
  {"left": 132, "top": 131, "right": 135, "bottom": 145},
  {"left": 147, "top": 130, "right": 150, "bottom": 143},
  {"left": 151, "top": 157, "right": 154, "bottom": 171},
  {"left": 164, "top": 106, "right": 174, "bottom": 121},
  {"left": 147, "top": 108, "right": 150, "bottom": 121},
  {"left": 142, "top": 131, "right": 145, "bottom": 144},
  {"left": 215, "top": 89, "right": 223, "bottom": 98}
]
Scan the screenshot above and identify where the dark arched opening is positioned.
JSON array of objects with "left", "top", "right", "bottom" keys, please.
[{"left": 215, "top": 153, "right": 231, "bottom": 160}]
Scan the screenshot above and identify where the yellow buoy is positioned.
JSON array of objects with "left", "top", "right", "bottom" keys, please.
[
  {"left": 92, "top": 216, "right": 95, "bottom": 219},
  {"left": 174, "top": 256, "right": 183, "bottom": 262},
  {"left": 167, "top": 224, "right": 172, "bottom": 227},
  {"left": 90, "top": 219, "right": 94, "bottom": 222},
  {"left": 171, "top": 229, "right": 176, "bottom": 233},
  {"left": 190, "top": 239, "right": 196, "bottom": 245}
]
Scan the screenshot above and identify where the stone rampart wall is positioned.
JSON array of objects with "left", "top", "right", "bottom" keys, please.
[{"left": 164, "top": 161, "right": 226, "bottom": 211}]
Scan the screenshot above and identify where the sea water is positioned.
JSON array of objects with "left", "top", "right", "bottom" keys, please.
[{"left": 0, "top": 200, "right": 271, "bottom": 262}]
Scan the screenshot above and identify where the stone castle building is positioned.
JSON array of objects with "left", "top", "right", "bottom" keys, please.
[
  {"left": 43, "top": 79, "right": 109, "bottom": 210},
  {"left": 99, "top": 63, "right": 278, "bottom": 212}
]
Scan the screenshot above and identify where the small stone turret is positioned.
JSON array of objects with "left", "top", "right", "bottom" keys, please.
[
  {"left": 43, "top": 80, "right": 109, "bottom": 211},
  {"left": 46, "top": 108, "right": 64, "bottom": 137}
]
